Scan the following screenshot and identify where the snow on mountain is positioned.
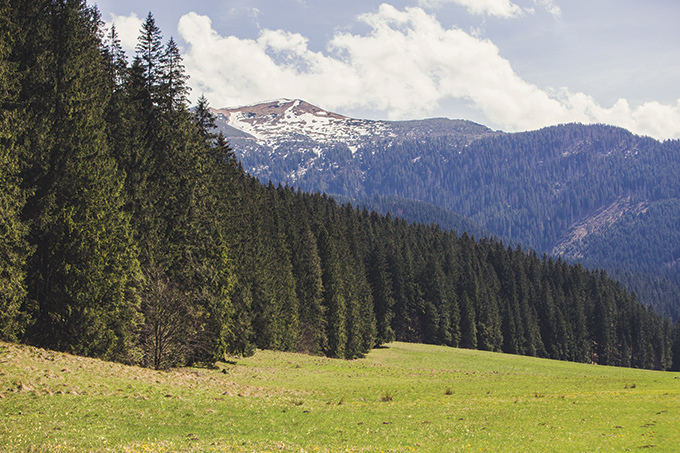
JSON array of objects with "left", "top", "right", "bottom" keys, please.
[
  {"left": 211, "top": 98, "right": 496, "bottom": 181},
  {"left": 211, "top": 99, "right": 392, "bottom": 153}
]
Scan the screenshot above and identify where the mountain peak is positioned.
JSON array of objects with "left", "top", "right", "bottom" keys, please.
[
  {"left": 215, "top": 98, "right": 348, "bottom": 121},
  {"left": 211, "top": 99, "right": 388, "bottom": 150}
]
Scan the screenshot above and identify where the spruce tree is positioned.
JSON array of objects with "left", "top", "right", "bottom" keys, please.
[
  {"left": 102, "top": 24, "right": 127, "bottom": 88},
  {"left": 0, "top": 2, "right": 30, "bottom": 341},
  {"left": 135, "top": 12, "right": 163, "bottom": 101},
  {"left": 317, "top": 224, "right": 347, "bottom": 358},
  {"left": 670, "top": 321, "right": 680, "bottom": 371},
  {"left": 341, "top": 206, "right": 376, "bottom": 358},
  {"left": 159, "top": 37, "right": 189, "bottom": 112},
  {"left": 367, "top": 241, "right": 395, "bottom": 345},
  {"left": 20, "top": 1, "right": 141, "bottom": 361},
  {"left": 193, "top": 94, "right": 218, "bottom": 143},
  {"left": 459, "top": 292, "right": 478, "bottom": 349},
  {"left": 292, "top": 221, "right": 327, "bottom": 354}
]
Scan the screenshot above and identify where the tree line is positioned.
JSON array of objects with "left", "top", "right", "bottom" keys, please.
[
  {"left": 1, "top": 1, "right": 679, "bottom": 370},
  {"left": 239, "top": 109, "right": 680, "bottom": 320}
]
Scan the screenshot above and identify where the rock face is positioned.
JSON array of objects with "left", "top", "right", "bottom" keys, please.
[{"left": 551, "top": 196, "right": 650, "bottom": 259}]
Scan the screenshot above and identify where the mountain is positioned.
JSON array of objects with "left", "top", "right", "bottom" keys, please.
[
  {"left": 213, "top": 98, "right": 495, "bottom": 149},
  {"left": 215, "top": 99, "right": 680, "bottom": 320},
  {"left": 331, "top": 194, "right": 496, "bottom": 242},
  {"left": 212, "top": 98, "right": 495, "bottom": 190}
]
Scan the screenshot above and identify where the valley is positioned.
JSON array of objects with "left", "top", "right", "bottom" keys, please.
[{"left": 2, "top": 340, "right": 678, "bottom": 452}]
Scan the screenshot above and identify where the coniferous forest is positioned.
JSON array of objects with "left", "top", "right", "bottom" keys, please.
[{"left": 1, "top": 1, "right": 679, "bottom": 371}]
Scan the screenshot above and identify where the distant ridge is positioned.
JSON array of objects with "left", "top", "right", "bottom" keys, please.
[
  {"left": 216, "top": 100, "right": 680, "bottom": 320},
  {"left": 212, "top": 98, "right": 494, "bottom": 157}
]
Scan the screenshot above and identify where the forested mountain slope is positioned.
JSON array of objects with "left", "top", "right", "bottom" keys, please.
[
  {"left": 331, "top": 194, "right": 496, "bottom": 242},
  {"left": 2, "top": 2, "right": 679, "bottom": 371},
  {"left": 219, "top": 103, "right": 680, "bottom": 320}
]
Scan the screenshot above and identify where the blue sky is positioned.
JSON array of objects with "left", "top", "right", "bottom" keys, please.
[{"left": 90, "top": 0, "right": 680, "bottom": 139}]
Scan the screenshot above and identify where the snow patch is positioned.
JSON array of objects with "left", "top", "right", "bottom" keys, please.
[{"left": 216, "top": 99, "right": 391, "bottom": 153}]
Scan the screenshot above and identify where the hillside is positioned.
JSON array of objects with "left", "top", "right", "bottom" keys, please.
[
  {"left": 2, "top": 3, "right": 678, "bottom": 377},
  {"left": 2, "top": 341, "right": 679, "bottom": 452},
  {"left": 331, "top": 194, "right": 496, "bottom": 241},
  {"left": 216, "top": 101, "right": 680, "bottom": 319}
]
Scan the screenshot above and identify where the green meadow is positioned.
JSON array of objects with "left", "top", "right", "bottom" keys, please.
[{"left": 1, "top": 341, "right": 678, "bottom": 452}]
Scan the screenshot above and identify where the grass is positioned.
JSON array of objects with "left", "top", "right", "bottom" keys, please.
[{"left": 1, "top": 341, "right": 679, "bottom": 452}]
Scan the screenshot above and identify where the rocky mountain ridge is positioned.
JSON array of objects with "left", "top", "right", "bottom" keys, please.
[{"left": 212, "top": 98, "right": 495, "bottom": 176}]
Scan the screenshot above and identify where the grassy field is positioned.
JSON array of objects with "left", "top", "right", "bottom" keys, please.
[{"left": 1, "top": 341, "right": 678, "bottom": 452}]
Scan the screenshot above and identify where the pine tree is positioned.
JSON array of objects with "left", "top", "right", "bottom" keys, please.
[
  {"left": 419, "top": 256, "right": 446, "bottom": 345},
  {"left": 459, "top": 292, "right": 477, "bottom": 349},
  {"left": 135, "top": 12, "right": 163, "bottom": 101},
  {"left": 592, "top": 275, "right": 616, "bottom": 365},
  {"left": 671, "top": 321, "right": 680, "bottom": 371},
  {"left": 226, "top": 176, "right": 258, "bottom": 357},
  {"left": 20, "top": 1, "right": 141, "bottom": 361},
  {"left": 159, "top": 37, "right": 189, "bottom": 112},
  {"left": 292, "top": 221, "right": 327, "bottom": 354},
  {"left": 317, "top": 224, "right": 347, "bottom": 358},
  {"left": 267, "top": 187, "right": 301, "bottom": 351},
  {"left": 126, "top": 18, "right": 239, "bottom": 365},
  {"left": 367, "top": 241, "right": 395, "bottom": 345},
  {"left": 0, "top": 2, "right": 30, "bottom": 341},
  {"left": 102, "top": 24, "right": 127, "bottom": 88},
  {"left": 441, "top": 233, "right": 461, "bottom": 347},
  {"left": 391, "top": 241, "right": 424, "bottom": 342},
  {"left": 193, "top": 94, "right": 218, "bottom": 143},
  {"left": 193, "top": 125, "right": 240, "bottom": 363},
  {"left": 341, "top": 205, "right": 376, "bottom": 358}
]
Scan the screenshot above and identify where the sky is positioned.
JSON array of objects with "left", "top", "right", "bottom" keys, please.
[{"left": 89, "top": 0, "right": 680, "bottom": 140}]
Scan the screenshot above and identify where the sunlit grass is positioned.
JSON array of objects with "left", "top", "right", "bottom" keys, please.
[{"left": 1, "top": 341, "right": 678, "bottom": 451}]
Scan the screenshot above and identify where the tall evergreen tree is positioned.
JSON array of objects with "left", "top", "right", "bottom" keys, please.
[
  {"left": 0, "top": 1, "right": 30, "bottom": 341},
  {"left": 20, "top": 1, "right": 141, "bottom": 361},
  {"left": 291, "top": 220, "right": 327, "bottom": 354},
  {"left": 419, "top": 256, "right": 446, "bottom": 345},
  {"left": 459, "top": 292, "right": 478, "bottom": 349},
  {"left": 367, "top": 241, "right": 395, "bottom": 345},
  {"left": 317, "top": 223, "right": 347, "bottom": 358},
  {"left": 671, "top": 321, "right": 680, "bottom": 371},
  {"left": 193, "top": 94, "right": 218, "bottom": 143},
  {"left": 135, "top": 12, "right": 163, "bottom": 100},
  {"left": 391, "top": 241, "right": 424, "bottom": 342},
  {"left": 341, "top": 206, "right": 376, "bottom": 358},
  {"left": 102, "top": 24, "right": 127, "bottom": 88},
  {"left": 159, "top": 37, "right": 189, "bottom": 112}
]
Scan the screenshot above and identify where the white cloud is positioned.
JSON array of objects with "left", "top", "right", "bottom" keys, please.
[
  {"left": 418, "top": 0, "right": 524, "bottom": 18},
  {"left": 105, "top": 13, "right": 143, "bottom": 54},
  {"left": 228, "top": 6, "right": 262, "bottom": 28},
  {"left": 533, "top": 0, "right": 561, "bottom": 17},
  {"left": 178, "top": 5, "right": 680, "bottom": 140}
]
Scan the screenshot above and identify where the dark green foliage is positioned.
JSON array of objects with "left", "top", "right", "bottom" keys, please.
[
  {"left": 16, "top": 0, "right": 141, "bottom": 361},
  {"left": 135, "top": 12, "right": 163, "bottom": 97},
  {"left": 333, "top": 194, "right": 494, "bottom": 243},
  {"left": 317, "top": 223, "right": 348, "bottom": 358},
  {"left": 0, "top": 0, "right": 30, "bottom": 340},
  {"left": 238, "top": 122, "right": 680, "bottom": 321},
  {"left": 288, "top": 211, "right": 327, "bottom": 354},
  {"left": 125, "top": 21, "right": 236, "bottom": 366},
  {"left": 367, "top": 241, "right": 395, "bottom": 345},
  {"left": 193, "top": 94, "right": 217, "bottom": 142},
  {"left": 671, "top": 322, "right": 680, "bottom": 371}
]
